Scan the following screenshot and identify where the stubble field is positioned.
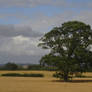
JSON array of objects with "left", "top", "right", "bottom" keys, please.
[{"left": 0, "top": 71, "right": 92, "bottom": 92}]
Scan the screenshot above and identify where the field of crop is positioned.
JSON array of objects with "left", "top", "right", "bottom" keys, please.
[{"left": 0, "top": 71, "right": 92, "bottom": 92}]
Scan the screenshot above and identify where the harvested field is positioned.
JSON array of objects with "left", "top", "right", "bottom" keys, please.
[{"left": 0, "top": 71, "right": 92, "bottom": 92}]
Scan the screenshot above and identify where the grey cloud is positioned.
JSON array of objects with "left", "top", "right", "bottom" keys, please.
[
  {"left": 25, "top": 10, "right": 92, "bottom": 33},
  {"left": 0, "top": 36, "right": 48, "bottom": 56},
  {"left": 0, "top": 0, "right": 91, "bottom": 8},
  {"left": 0, "top": 52, "right": 42, "bottom": 64},
  {"left": 0, "top": 13, "right": 30, "bottom": 20},
  {"left": 0, "top": 24, "right": 46, "bottom": 64},
  {"left": 22, "top": 11, "right": 76, "bottom": 32},
  {"left": 0, "top": 0, "right": 66, "bottom": 7},
  {"left": 0, "top": 31, "right": 48, "bottom": 64},
  {"left": 0, "top": 0, "right": 30, "bottom": 7},
  {"left": 0, "top": 24, "right": 43, "bottom": 37},
  {"left": 71, "top": 11, "right": 92, "bottom": 27}
]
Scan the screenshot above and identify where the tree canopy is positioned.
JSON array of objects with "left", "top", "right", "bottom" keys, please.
[
  {"left": 39, "top": 21, "right": 92, "bottom": 81},
  {"left": 4, "top": 62, "right": 18, "bottom": 70}
]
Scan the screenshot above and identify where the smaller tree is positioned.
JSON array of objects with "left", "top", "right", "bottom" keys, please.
[{"left": 4, "top": 62, "right": 18, "bottom": 70}]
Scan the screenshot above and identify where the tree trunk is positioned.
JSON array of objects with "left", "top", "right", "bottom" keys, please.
[{"left": 63, "top": 73, "right": 69, "bottom": 82}]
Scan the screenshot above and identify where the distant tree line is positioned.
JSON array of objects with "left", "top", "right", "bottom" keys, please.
[
  {"left": 0, "top": 62, "right": 92, "bottom": 72},
  {"left": 0, "top": 62, "right": 57, "bottom": 71}
]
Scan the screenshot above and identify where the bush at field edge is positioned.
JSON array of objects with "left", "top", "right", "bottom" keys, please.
[{"left": 1, "top": 73, "right": 44, "bottom": 77}]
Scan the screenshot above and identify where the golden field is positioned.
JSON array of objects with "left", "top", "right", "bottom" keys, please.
[{"left": 0, "top": 71, "right": 92, "bottom": 92}]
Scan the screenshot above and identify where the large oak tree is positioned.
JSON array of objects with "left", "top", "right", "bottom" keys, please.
[{"left": 39, "top": 21, "right": 92, "bottom": 81}]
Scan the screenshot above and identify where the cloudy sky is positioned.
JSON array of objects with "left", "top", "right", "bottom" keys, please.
[{"left": 0, "top": 0, "right": 92, "bottom": 64}]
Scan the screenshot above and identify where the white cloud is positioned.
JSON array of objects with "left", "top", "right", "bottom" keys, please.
[
  {"left": 0, "top": 30, "right": 47, "bottom": 56},
  {"left": 0, "top": 35, "right": 49, "bottom": 63},
  {"left": 0, "top": 24, "right": 48, "bottom": 63}
]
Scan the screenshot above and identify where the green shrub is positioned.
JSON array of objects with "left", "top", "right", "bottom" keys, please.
[
  {"left": 2, "top": 73, "right": 21, "bottom": 76},
  {"left": 2, "top": 73, "right": 44, "bottom": 77},
  {"left": 53, "top": 72, "right": 63, "bottom": 78}
]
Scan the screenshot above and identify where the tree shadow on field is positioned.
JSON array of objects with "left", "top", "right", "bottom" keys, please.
[{"left": 52, "top": 79, "right": 92, "bottom": 83}]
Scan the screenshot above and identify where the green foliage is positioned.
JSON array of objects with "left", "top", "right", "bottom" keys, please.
[
  {"left": 4, "top": 62, "right": 18, "bottom": 70},
  {"left": 28, "top": 64, "right": 41, "bottom": 70},
  {"left": 39, "top": 21, "right": 92, "bottom": 81},
  {"left": 28, "top": 64, "right": 57, "bottom": 71},
  {"left": 40, "top": 54, "right": 61, "bottom": 67},
  {"left": 2, "top": 73, "right": 44, "bottom": 77},
  {"left": 53, "top": 72, "right": 73, "bottom": 80}
]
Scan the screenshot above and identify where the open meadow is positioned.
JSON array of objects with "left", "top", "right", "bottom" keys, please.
[{"left": 0, "top": 71, "right": 92, "bottom": 92}]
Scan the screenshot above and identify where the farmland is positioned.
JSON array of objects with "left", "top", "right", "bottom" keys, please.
[{"left": 0, "top": 71, "right": 92, "bottom": 92}]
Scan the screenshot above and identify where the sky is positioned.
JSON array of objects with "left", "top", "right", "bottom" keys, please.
[{"left": 0, "top": 0, "right": 92, "bottom": 64}]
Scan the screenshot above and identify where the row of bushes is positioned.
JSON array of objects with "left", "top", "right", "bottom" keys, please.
[
  {"left": 1, "top": 72, "right": 92, "bottom": 78},
  {"left": 2, "top": 73, "right": 44, "bottom": 77},
  {"left": 53, "top": 73, "right": 92, "bottom": 78}
]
